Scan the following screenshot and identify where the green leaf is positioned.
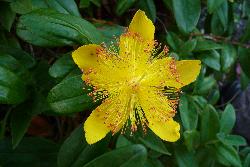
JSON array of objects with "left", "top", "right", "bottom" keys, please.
[
  {"left": 240, "top": 70, "right": 250, "bottom": 90},
  {"left": 0, "top": 53, "right": 28, "bottom": 78},
  {"left": 11, "top": 0, "right": 81, "bottom": 16},
  {"left": 0, "top": 2, "right": 16, "bottom": 31},
  {"left": 175, "top": 146, "right": 198, "bottom": 167},
  {"left": 244, "top": 153, "right": 250, "bottom": 167},
  {"left": 0, "top": 66, "right": 27, "bottom": 104},
  {"left": 0, "top": 46, "right": 35, "bottom": 69},
  {"left": 214, "top": 142, "right": 242, "bottom": 167},
  {"left": 83, "top": 144, "right": 147, "bottom": 167},
  {"left": 243, "top": 0, "right": 250, "bottom": 17},
  {"left": 0, "top": 31, "right": 21, "bottom": 49},
  {"left": 95, "top": 23, "right": 125, "bottom": 45},
  {"left": 241, "top": 147, "right": 250, "bottom": 157},
  {"left": 32, "top": 61, "right": 56, "bottom": 95},
  {"left": 194, "top": 40, "right": 222, "bottom": 51},
  {"left": 179, "top": 39, "right": 197, "bottom": 54},
  {"left": 195, "top": 147, "right": 215, "bottom": 167},
  {"left": 79, "top": 0, "right": 90, "bottom": 8},
  {"left": 49, "top": 53, "right": 76, "bottom": 78},
  {"left": 0, "top": 137, "right": 59, "bottom": 167},
  {"left": 144, "top": 159, "right": 164, "bottom": 167},
  {"left": 162, "top": 0, "right": 172, "bottom": 10},
  {"left": 239, "top": 47, "right": 250, "bottom": 78},
  {"left": 0, "top": 51, "right": 33, "bottom": 106},
  {"left": 217, "top": 0, "right": 228, "bottom": 32},
  {"left": 211, "top": 1, "right": 228, "bottom": 35},
  {"left": 44, "top": 0, "right": 81, "bottom": 16},
  {"left": 195, "top": 75, "right": 216, "bottom": 95},
  {"left": 200, "top": 50, "right": 220, "bottom": 71},
  {"left": 200, "top": 105, "right": 220, "bottom": 142},
  {"left": 220, "top": 44, "right": 237, "bottom": 72},
  {"left": 116, "top": 135, "right": 132, "bottom": 148},
  {"left": 148, "top": 150, "right": 162, "bottom": 159},
  {"left": 192, "top": 95, "right": 208, "bottom": 109},
  {"left": 211, "top": 13, "right": 225, "bottom": 35},
  {"left": 220, "top": 104, "right": 235, "bottom": 134},
  {"left": 47, "top": 75, "right": 93, "bottom": 114},
  {"left": 0, "top": 110, "right": 11, "bottom": 139},
  {"left": 179, "top": 95, "right": 198, "bottom": 130},
  {"left": 10, "top": 92, "right": 48, "bottom": 149},
  {"left": 207, "top": 88, "right": 220, "bottom": 105},
  {"left": 89, "top": 0, "right": 101, "bottom": 7},
  {"left": 115, "top": 0, "right": 136, "bottom": 16},
  {"left": 207, "top": 0, "right": 225, "bottom": 14},
  {"left": 166, "top": 32, "right": 184, "bottom": 51},
  {"left": 183, "top": 130, "right": 200, "bottom": 151},
  {"left": 11, "top": 0, "right": 46, "bottom": 13},
  {"left": 137, "top": 0, "right": 156, "bottom": 21},
  {"left": 139, "top": 130, "right": 171, "bottom": 155},
  {"left": 241, "top": 17, "right": 250, "bottom": 43},
  {"left": 16, "top": 9, "right": 103, "bottom": 47},
  {"left": 172, "top": 0, "right": 201, "bottom": 33},
  {"left": 11, "top": 109, "right": 32, "bottom": 149},
  {"left": 217, "top": 133, "right": 247, "bottom": 146},
  {"left": 57, "top": 126, "right": 109, "bottom": 167},
  {"left": 10, "top": 0, "right": 33, "bottom": 14}
]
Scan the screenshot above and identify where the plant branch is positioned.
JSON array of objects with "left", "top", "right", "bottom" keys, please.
[{"left": 190, "top": 33, "right": 250, "bottom": 48}]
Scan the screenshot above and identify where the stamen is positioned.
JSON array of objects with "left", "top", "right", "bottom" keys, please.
[{"left": 82, "top": 30, "right": 181, "bottom": 137}]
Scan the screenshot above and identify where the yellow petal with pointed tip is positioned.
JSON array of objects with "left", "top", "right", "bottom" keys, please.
[
  {"left": 84, "top": 89, "right": 130, "bottom": 144},
  {"left": 141, "top": 59, "right": 201, "bottom": 89},
  {"left": 72, "top": 44, "right": 101, "bottom": 70},
  {"left": 73, "top": 44, "right": 129, "bottom": 91},
  {"left": 148, "top": 118, "right": 180, "bottom": 142},
  {"left": 176, "top": 60, "right": 201, "bottom": 88},
  {"left": 84, "top": 109, "right": 110, "bottom": 144},
  {"left": 138, "top": 88, "right": 180, "bottom": 142},
  {"left": 128, "top": 10, "right": 155, "bottom": 40}
]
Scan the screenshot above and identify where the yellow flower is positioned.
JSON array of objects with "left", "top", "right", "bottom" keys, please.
[{"left": 72, "top": 10, "right": 201, "bottom": 144}]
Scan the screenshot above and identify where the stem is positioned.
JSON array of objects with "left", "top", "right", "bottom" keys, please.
[{"left": 190, "top": 33, "right": 250, "bottom": 48}]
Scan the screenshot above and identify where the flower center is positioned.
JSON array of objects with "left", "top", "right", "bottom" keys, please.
[
  {"left": 128, "top": 78, "right": 140, "bottom": 94},
  {"left": 131, "top": 82, "right": 140, "bottom": 93}
]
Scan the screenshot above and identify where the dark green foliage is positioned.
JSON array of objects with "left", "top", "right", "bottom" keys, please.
[
  {"left": 0, "top": 0, "right": 249, "bottom": 166},
  {"left": 10, "top": 0, "right": 81, "bottom": 16},
  {"left": 0, "top": 2, "right": 15, "bottom": 32},
  {"left": 16, "top": 9, "right": 103, "bottom": 47},
  {"left": 172, "top": 0, "right": 201, "bottom": 33},
  {"left": 48, "top": 53, "right": 76, "bottom": 78},
  {"left": 57, "top": 126, "right": 110, "bottom": 167},
  {"left": 0, "top": 66, "right": 27, "bottom": 104},
  {"left": 0, "top": 137, "right": 59, "bottom": 167},
  {"left": 47, "top": 75, "right": 94, "bottom": 114},
  {"left": 84, "top": 144, "right": 147, "bottom": 167}
]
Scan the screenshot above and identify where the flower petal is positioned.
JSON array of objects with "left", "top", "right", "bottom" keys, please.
[
  {"left": 141, "top": 58, "right": 201, "bottom": 89},
  {"left": 140, "top": 57, "right": 176, "bottom": 87},
  {"left": 118, "top": 34, "right": 153, "bottom": 78},
  {"left": 117, "top": 10, "right": 155, "bottom": 79},
  {"left": 73, "top": 44, "right": 129, "bottom": 91},
  {"left": 176, "top": 60, "right": 201, "bottom": 87},
  {"left": 72, "top": 44, "right": 101, "bottom": 70},
  {"left": 84, "top": 88, "right": 130, "bottom": 144},
  {"left": 84, "top": 109, "right": 110, "bottom": 144},
  {"left": 148, "top": 118, "right": 180, "bottom": 142},
  {"left": 118, "top": 11, "right": 155, "bottom": 77},
  {"left": 138, "top": 88, "right": 180, "bottom": 142},
  {"left": 129, "top": 10, "right": 155, "bottom": 41}
]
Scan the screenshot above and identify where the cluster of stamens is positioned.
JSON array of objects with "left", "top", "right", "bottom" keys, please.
[{"left": 82, "top": 30, "right": 182, "bottom": 135}]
